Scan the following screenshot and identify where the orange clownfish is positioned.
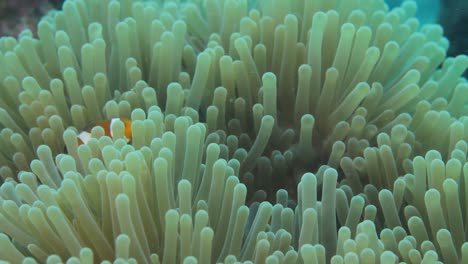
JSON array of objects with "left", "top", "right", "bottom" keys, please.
[{"left": 77, "top": 118, "right": 132, "bottom": 145}]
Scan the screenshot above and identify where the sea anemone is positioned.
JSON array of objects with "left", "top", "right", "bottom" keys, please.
[{"left": 0, "top": 0, "right": 467, "bottom": 263}]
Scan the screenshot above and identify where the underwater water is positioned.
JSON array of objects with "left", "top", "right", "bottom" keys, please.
[
  {"left": 385, "top": 0, "right": 440, "bottom": 24},
  {"left": 386, "top": 0, "right": 467, "bottom": 63}
]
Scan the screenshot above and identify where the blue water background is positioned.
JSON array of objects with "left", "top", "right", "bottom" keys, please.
[{"left": 385, "top": 0, "right": 440, "bottom": 24}]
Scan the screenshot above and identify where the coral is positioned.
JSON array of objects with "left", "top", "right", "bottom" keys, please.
[
  {"left": 0, "top": 0, "right": 467, "bottom": 263},
  {"left": 0, "top": 0, "right": 58, "bottom": 37}
]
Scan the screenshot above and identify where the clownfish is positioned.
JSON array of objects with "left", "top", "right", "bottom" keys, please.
[{"left": 77, "top": 118, "right": 132, "bottom": 145}]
